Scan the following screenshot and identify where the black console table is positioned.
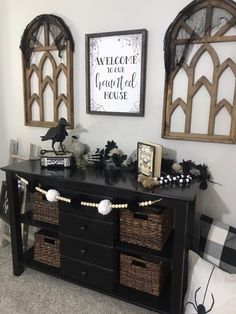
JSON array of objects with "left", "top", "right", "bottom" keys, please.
[{"left": 1, "top": 160, "right": 199, "bottom": 314}]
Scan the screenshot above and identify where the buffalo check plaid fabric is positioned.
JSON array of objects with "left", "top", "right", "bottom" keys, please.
[{"left": 199, "top": 214, "right": 236, "bottom": 273}]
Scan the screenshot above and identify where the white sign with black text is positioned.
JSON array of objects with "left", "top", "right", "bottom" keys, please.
[{"left": 86, "top": 30, "right": 147, "bottom": 116}]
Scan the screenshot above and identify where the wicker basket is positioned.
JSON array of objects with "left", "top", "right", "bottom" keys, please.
[
  {"left": 31, "top": 191, "right": 59, "bottom": 225},
  {"left": 120, "top": 253, "right": 169, "bottom": 296},
  {"left": 120, "top": 206, "right": 173, "bottom": 251},
  {"left": 34, "top": 229, "right": 60, "bottom": 268}
]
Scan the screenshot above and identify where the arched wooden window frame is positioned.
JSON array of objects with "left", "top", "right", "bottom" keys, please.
[
  {"left": 162, "top": 0, "right": 236, "bottom": 143},
  {"left": 20, "top": 14, "right": 74, "bottom": 128}
]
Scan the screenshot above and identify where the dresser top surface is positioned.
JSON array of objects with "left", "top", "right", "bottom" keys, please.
[{"left": 2, "top": 160, "right": 200, "bottom": 202}]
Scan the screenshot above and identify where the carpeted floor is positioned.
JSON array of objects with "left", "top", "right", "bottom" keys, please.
[{"left": 0, "top": 245, "right": 153, "bottom": 314}]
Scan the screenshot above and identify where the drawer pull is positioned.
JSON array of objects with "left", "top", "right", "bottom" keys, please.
[
  {"left": 80, "top": 248, "right": 87, "bottom": 255},
  {"left": 80, "top": 226, "right": 87, "bottom": 233},
  {"left": 81, "top": 271, "right": 87, "bottom": 276}
]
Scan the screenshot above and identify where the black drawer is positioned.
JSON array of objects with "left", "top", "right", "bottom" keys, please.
[
  {"left": 61, "top": 256, "right": 113, "bottom": 292},
  {"left": 60, "top": 235, "right": 113, "bottom": 269},
  {"left": 60, "top": 211, "right": 114, "bottom": 246},
  {"left": 59, "top": 192, "right": 115, "bottom": 222}
]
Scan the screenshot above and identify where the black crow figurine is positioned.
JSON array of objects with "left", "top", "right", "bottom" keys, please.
[{"left": 41, "top": 118, "right": 70, "bottom": 154}]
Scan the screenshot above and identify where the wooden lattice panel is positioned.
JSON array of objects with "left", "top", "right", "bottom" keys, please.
[
  {"left": 162, "top": 0, "right": 236, "bottom": 143},
  {"left": 21, "top": 14, "right": 74, "bottom": 128}
]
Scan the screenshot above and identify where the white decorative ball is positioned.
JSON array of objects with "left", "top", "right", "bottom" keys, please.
[
  {"left": 97, "top": 199, "right": 112, "bottom": 215},
  {"left": 46, "top": 189, "right": 60, "bottom": 202}
]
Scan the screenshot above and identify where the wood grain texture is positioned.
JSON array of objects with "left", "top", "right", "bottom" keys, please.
[
  {"left": 162, "top": 0, "right": 236, "bottom": 143},
  {"left": 21, "top": 16, "right": 74, "bottom": 128}
]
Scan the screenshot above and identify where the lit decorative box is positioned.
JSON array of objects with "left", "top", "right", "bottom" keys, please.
[{"left": 40, "top": 150, "right": 75, "bottom": 168}]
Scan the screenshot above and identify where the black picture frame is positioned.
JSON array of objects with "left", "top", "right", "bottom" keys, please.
[
  {"left": 137, "top": 142, "right": 155, "bottom": 177},
  {"left": 86, "top": 29, "right": 147, "bottom": 116},
  {"left": 0, "top": 181, "right": 9, "bottom": 223}
]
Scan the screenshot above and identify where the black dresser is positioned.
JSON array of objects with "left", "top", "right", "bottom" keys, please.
[{"left": 1, "top": 160, "right": 199, "bottom": 314}]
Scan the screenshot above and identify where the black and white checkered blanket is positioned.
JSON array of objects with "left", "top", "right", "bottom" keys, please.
[{"left": 199, "top": 214, "right": 236, "bottom": 273}]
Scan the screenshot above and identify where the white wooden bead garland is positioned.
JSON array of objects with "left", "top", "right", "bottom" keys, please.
[
  {"left": 80, "top": 199, "right": 162, "bottom": 209},
  {"left": 16, "top": 175, "right": 163, "bottom": 215},
  {"left": 16, "top": 175, "right": 71, "bottom": 203}
]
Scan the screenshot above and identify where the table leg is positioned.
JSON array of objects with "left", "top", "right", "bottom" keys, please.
[
  {"left": 170, "top": 203, "right": 189, "bottom": 314},
  {"left": 6, "top": 172, "right": 24, "bottom": 276}
]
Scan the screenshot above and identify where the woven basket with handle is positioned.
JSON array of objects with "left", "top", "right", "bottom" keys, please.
[
  {"left": 31, "top": 191, "right": 59, "bottom": 225},
  {"left": 34, "top": 230, "right": 60, "bottom": 268},
  {"left": 120, "top": 206, "right": 173, "bottom": 251},
  {"left": 120, "top": 253, "right": 169, "bottom": 296}
]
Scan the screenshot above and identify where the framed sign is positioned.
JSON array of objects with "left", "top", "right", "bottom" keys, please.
[{"left": 86, "top": 29, "right": 147, "bottom": 116}]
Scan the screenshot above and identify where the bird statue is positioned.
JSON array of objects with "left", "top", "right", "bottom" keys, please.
[
  {"left": 63, "top": 124, "right": 89, "bottom": 156},
  {"left": 41, "top": 118, "right": 70, "bottom": 155}
]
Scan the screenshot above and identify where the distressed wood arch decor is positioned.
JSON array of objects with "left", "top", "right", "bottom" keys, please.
[
  {"left": 20, "top": 14, "right": 74, "bottom": 128},
  {"left": 162, "top": 0, "right": 236, "bottom": 143}
]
